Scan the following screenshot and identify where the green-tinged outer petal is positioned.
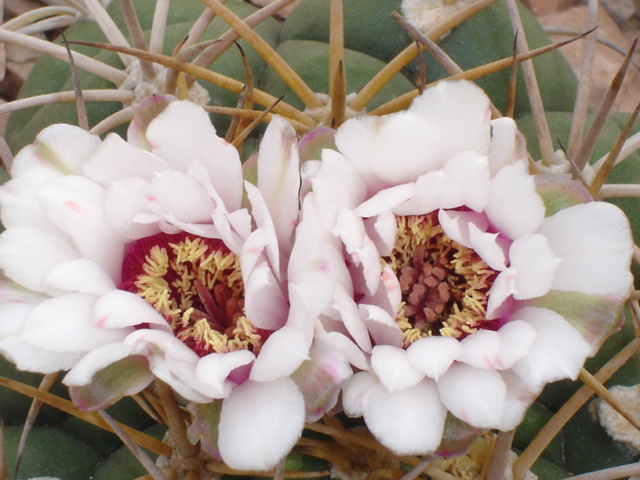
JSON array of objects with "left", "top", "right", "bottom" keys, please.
[
  {"left": 127, "top": 95, "right": 175, "bottom": 150},
  {"left": 534, "top": 174, "right": 592, "bottom": 217},
  {"left": 522, "top": 291, "right": 625, "bottom": 353},
  {"left": 187, "top": 400, "right": 223, "bottom": 460},
  {"left": 299, "top": 127, "right": 337, "bottom": 165},
  {"left": 435, "top": 413, "right": 484, "bottom": 458},
  {"left": 69, "top": 355, "right": 153, "bottom": 411}
]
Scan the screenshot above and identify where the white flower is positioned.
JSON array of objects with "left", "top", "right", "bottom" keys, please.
[
  {"left": 0, "top": 96, "right": 315, "bottom": 470},
  {"left": 297, "top": 80, "right": 634, "bottom": 455}
]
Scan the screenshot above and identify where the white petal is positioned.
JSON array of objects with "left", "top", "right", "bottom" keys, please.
[
  {"left": 486, "top": 268, "right": 518, "bottom": 319},
  {"left": 406, "top": 336, "right": 461, "bottom": 380},
  {"left": 361, "top": 304, "right": 404, "bottom": 348},
  {"left": 196, "top": 350, "right": 255, "bottom": 396},
  {"left": 11, "top": 124, "right": 101, "bottom": 177},
  {"left": 437, "top": 363, "right": 506, "bottom": 428},
  {"left": 356, "top": 183, "right": 415, "bottom": 218},
  {"left": 219, "top": 378, "right": 305, "bottom": 471},
  {"left": 498, "top": 369, "right": 539, "bottom": 431},
  {"left": 334, "top": 285, "right": 372, "bottom": 353},
  {"left": 256, "top": 116, "right": 301, "bottom": 253},
  {"left": 371, "top": 345, "right": 424, "bottom": 392},
  {"left": 21, "top": 293, "right": 128, "bottom": 352},
  {"left": 495, "top": 320, "right": 537, "bottom": 369},
  {"left": 410, "top": 80, "right": 492, "bottom": 159},
  {"left": 342, "top": 371, "right": 378, "bottom": 417},
  {"left": 443, "top": 152, "right": 491, "bottom": 212},
  {"left": 318, "top": 331, "right": 369, "bottom": 371},
  {"left": 488, "top": 117, "right": 523, "bottom": 176},
  {"left": 508, "top": 233, "right": 561, "bottom": 299},
  {"left": 511, "top": 306, "right": 592, "bottom": 388},
  {"left": 468, "top": 221, "right": 508, "bottom": 270},
  {"left": 94, "top": 290, "right": 169, "bottom": 329},
  {"left": 394, "top": 170, "right": 464, "bottom": 215},
  {"left": 83, "top": 133, "right": 168, "bottom": 183},
  {"left": 363, "top": 379, "right": 446, "bottom": 455},
  {"left": 244, "top": 262, "right": 288, "bottom": 331},
  {"left": 458, "top": 330, "right": 501, "bottom": 370},
  {"left": 44, "top": 258, "right": 116, "bottom": 295},
  {"left": 145, "top": 100, "right": 243, "bottom": 211},
  {"left": 250, "top": 327, "right": 310, "bottom": 382},
  {"left": 0, "top": 227, "right": 77, "bottom": 294},
  {"left": 536, "top": 202, "right": 633, "bottom": 297},
  {"left": 64, "top": 342, "right": 139, "bottom": 386},
  {"left": 438, "top": 209, "right": 489, "bottom": 249},
  {"left": 149, "top": 171, "right": 217, "bottom": 225},
  {"left": 484, "top": 165, "right": 545, "bottom": 239}
]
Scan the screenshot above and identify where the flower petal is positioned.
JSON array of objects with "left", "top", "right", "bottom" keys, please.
[
  {"left": 437, "top": 363, "right": 506, "bottom": 428},
  {"left": 536, "top": 202, "right": 633, "bottom": 297},
  {"left": 371, "top": 345, "right": 424, "bottom": 392},
  {"left": 363, "top": 379, "right": 447, "bottom": 455},
  {"left": 508, "top": 233, "right": 561, "bottom": 299},
  {"left": 250, "top": 326, "right": 310, "bottom": 382},
  {"left": 406, "top": 336, "right": 461, "bottom": 380},
  {"left": 511, "top": 306, "right": 592, "bottom": 388},
  {"left": 219, "top": 378, "right": 305, "bottom": 471}
]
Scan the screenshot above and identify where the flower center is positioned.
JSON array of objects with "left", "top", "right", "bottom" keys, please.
[
  {"left": 119, "top": 232, "right": 265, "bottom": 356},
  {"left": 385, "top": 212, "right": 498, "bottom": 347}
]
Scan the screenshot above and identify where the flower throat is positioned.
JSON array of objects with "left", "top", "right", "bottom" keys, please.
[
  {"left": 119, "top": 232, "right": 265, "bottom": 356},
  {"left": 386, "top": 212, "right": 498, "bottom": 347}
]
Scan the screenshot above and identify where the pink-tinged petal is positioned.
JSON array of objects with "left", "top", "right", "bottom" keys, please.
[
  {"left": 124, "top": 329, "right": 200, "bottom": 363},
  {"left": 342, "top": 371, "right": 378, "bottom": 417},
  {"left": 103, "top": 177, "right": 162, "bottom": 240},
  {"left": 407, "top": 336, "right": 461, "bottom": 380},
  {"left": 256, "top": 116, "right": 301, "bottom": 253},
  {"left": 511, "top": 306, "right": 592, "bottom": 388},
  {"left": 486, "top": 268, "right": 518, "bottom": 319},
  {"left": 534, "top": 174, "right": 592, "bottom": 217},
  {"left": 468, "top": 222, "right": 508, "bottom": 271},
  {"left": 443, "top": 152, "right": 490, "bottom": 212},
  {"left": 21, "top": 293, "right": 129, "bottom": 352},
  {"left": 245, "top": 183, "right": 280, "bottom": 276},
  {"left": 218, "top": 378, "right": 305, "bottom": 471},
  {"left": 364, "top": 211, "right": 397, "bottom": 257},
  {"left": 68, "top": 353, "right": 153, "bottom": 411},
  {"left": 508, "top": 233, "right": 561, "bottom": 300},
  {"left": 394, "top": 170, "right": 464, "bottom": 216},
  {"left": 438, "top": 210, "right": 489, "bottom": 249},
  {"left": 498, "top": 369, "right": 539, "bottom": 431},
  {"left": 196, "top": 350, "right": 255, "bottom": 396},
  {"left": 65, "top": 342, "right": 139, "bottom": 386},
  {"left": 149, "top": 171, "right": 217, "bottom": 225},
  {"left": 0, "top": 168, "right": 61, "bottom": 231},
  {"left": 317, "top": 331, "right": 369, "bottom": 371},
  {"left": 410, "top": 80, "right": 491, "bottom": 159},
  {"left": 291, "top": 339, "right": 352, "bottom": 421},
  {"left": 457, "top": 330, "right": 501, "bottom": 370},
  {"left": 485, "top": 165, "right": 545, "bottom": 240},
  {"left": 145, "top": 100, "right": 243, "bottom": 211},
  {"left": 127, "top": 94, "right": 175, "bottom": 149},
  {"left": 536, "top": 202, "right": 633, "bottom": 297},
  {"left": 371, "top": 345, "right": 424, "bottom": 392},
  {"left": 94, "top": 290, "right": 169, "bottom": 330},
  {"left": 312, "top": 149, "right": 367, "bottom": 229},
  {"left": 495, "top": 320, "right": 537, "bottom": 369},
  {"left": 487, "top": 117, "right": 524, "bottom": 176},
  {"left": 437, "top": 414, "right": 485, "bottom": 458},
  {"left": 44, "top": 259, "right": 116, "bottom": 295},
  {"left": 244, "top": 262, "right": 288, "bottom": 331},
  {"left": 83, "top": 134, "right": 168, "bottom": 183},
  {"left": 0, "top": 227, "right": 78, "bottom": 294},
  {"left": 363, "top": 378, "right": 447, "bottom": 455},
  {"left": 11, "top": 124, "right": 101, "bottom": 177},
  {"left": 334, "top": 285, "right": 372, "bottom": 353},
  {"left": 361, "top": 304, "right": 404, "bottom": 348},
  {"left": 356, "top": 183, "right": 416, "bottom": 218},
  {"left": 437, "top": 363, "right": 506, "bottom": 428},
  {"left": 37, "top": 175, "right": 122, "bottom": 280},
  {"left": 250, "top": 327, "right": 310, "bottom": 382}
]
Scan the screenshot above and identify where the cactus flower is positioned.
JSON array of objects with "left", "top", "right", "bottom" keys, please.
[
  {"left": 0, "top": 96, "right": 318, "bottom": 471},
  {"left": 297, "top": 79, "right": 634, "bottom": 455}
]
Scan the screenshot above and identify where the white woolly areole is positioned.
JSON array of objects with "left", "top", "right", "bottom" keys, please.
[
  {"left": 304, "top": 93, "right": 365, "bottom": 126},
  {"left": 120, "top": 61, "right": 210, "bottom": 107},
  {"left": 597, "top": 384, "right": 640, "bottom": 453},
  {"left": 401, "top": 0, "right": 480, "bottom": 38}
]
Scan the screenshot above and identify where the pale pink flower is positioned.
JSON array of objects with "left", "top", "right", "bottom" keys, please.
[
  {"left": 0, "top": 96, "right": 327, "bottom": 470},
  {"left": 297, "top": 80, "right": 634, "bottom": 455}
]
